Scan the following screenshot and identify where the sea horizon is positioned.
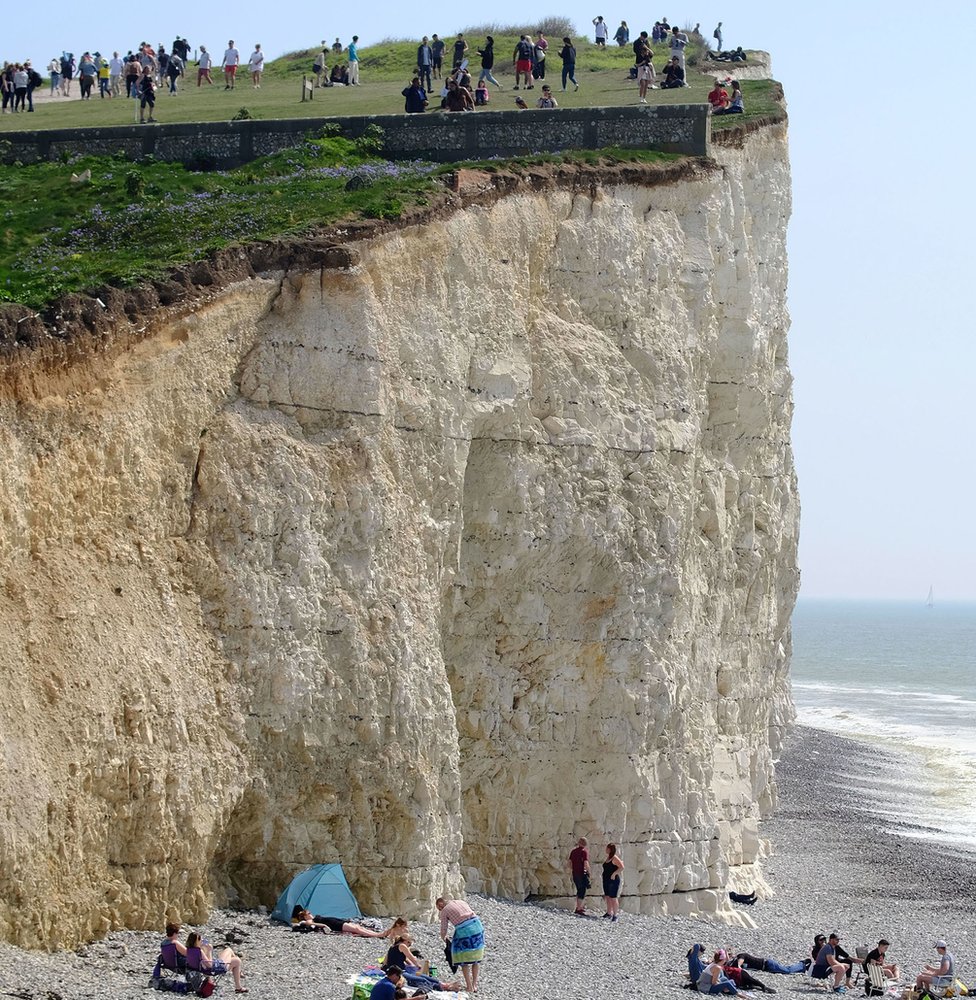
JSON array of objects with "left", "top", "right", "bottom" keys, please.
[{"left": 790, "top": 596, "right": 976, "bottom": 852}]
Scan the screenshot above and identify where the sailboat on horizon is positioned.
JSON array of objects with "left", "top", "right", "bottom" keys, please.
[{"left": 926, "top": 585, "right": 934, "bottom": 608}]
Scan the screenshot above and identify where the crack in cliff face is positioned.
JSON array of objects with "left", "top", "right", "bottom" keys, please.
[{"left": 0, "top": 122, "right": 796, "bottom": 945}]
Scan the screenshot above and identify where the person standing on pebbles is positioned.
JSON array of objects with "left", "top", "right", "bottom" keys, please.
[
  {"left": 569, "top": 836, "right": 591, "bottom": 915},
  {"left": 602, "top": 843, "right": 624, "bottom": 921},
  {"left": 436, "top": 896, "right": 485, "bottom": 994}
]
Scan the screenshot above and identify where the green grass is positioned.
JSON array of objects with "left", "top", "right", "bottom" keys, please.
[
  {"left": 0, "top": 35, "right": 783, "bottom": 313},
  {"left": 0, "top": 140, "right": 681, "bottom": 311},
  {"left": 0, "top": 38, "right": 774, "bottom": 131}
]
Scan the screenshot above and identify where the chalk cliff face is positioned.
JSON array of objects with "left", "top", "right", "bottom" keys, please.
[{"left": 0, "top": 122, "right": 796, "bottom": 948}]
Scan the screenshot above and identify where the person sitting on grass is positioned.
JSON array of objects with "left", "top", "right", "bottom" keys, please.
[
  {"left": 713, "top": 80, "right": 743, "bottom": 115},
  {"left": 331, "top": 63, "right": 347, "bottom": 85},
  {"left": 475, "top": 78, "right": 489, "bottom": 105},
  {"left": 708, "top": 79, "right": 729, "bottom": 110},
  {"left": 536, "top": 83, "right": 557, "bottom": 108},
  {"left": 661, "top": 56, "right": 685, "bottom": 89},
  {"left": 443, "top": 78, "right": 474, "bottom": 111},
  {"left": 402, "top": 76, "right": 428, "bottom": 114},
  {"left": 812, "top": 933, "right": 852, "bottom": 992},
  {"left": 915, "top": 941, "right": 954, "bottom": 993}
]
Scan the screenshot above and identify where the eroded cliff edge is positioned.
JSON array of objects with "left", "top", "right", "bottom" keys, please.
[{"left": 0, "top": 122, "right": 797, "bottom": 948}]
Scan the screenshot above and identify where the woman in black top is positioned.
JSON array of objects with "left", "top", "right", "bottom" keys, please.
[
  {"left": 602, "top": 842, "right": 624, "bottom": 921},
  {"left": 559, "top": 37, "right": 578, "bottom": 91},
  {"left": 477, "top": 36, "right": 500, "bottom": 88}
]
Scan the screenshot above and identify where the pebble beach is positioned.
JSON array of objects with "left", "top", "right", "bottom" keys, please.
[{"left": 1, "top": 725, "right": 972, "bottom": 1000}]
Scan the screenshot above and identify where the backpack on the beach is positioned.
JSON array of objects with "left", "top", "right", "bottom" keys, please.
[{"left": 149, "top": 975, "right": 192, "bottom": 993}]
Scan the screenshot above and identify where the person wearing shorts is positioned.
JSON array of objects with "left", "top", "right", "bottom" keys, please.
[
  {"left": 513, "top": 34, "right": 533, "bottom": 89},
  {"left": 569, "top": 837, "right": 590, "bottom": 915},
  {"left": 222, "top": 40, "right": 239, "bottom": 89},
  {"left": 197, "top": 45, "right": 213, "bottom": 85},
  {"left": 431, "top": 35, "right": 444, "bottom": 78},
  {"left": 138, "top": 66, "right": 156, "bottom": 122}
]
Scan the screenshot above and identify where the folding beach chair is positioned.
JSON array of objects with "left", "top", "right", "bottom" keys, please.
[
  {"left": 866, "top": 963, "right": 897, "bottom": 997},
  {"left": 853, "top": 947, "right": 870, "bottom": 989}
]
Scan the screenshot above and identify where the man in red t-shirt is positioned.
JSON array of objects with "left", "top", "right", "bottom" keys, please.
[
  {"left": 568, "top": 837, "right": 591, "bottom": 915},
  {"left": 708, "top": 79, "right": 729, "bottom": 111}
]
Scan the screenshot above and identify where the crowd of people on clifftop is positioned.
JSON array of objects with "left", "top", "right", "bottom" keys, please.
[{"left": 2, "top": 15, "right": 749, "bottom": 121}]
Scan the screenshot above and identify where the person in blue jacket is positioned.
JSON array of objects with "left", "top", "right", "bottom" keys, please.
[{"left": 402, "top": 77, "right": 428, "bottom": 113}]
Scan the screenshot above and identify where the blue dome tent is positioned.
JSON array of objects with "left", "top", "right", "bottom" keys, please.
[{"left": 271, "top": 863, "right": 362, "bottom": 923}]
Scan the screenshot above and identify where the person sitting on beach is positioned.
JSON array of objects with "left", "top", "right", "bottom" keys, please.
[
  {"left": 384, "top": 955, "right": 463, "bottom": 993},
  {"left": 185, "top": 931, "right": 247, "bottom": 993},
  {"left": 370, "top": 965, "right": 404, "bottom": 1000},
  {"left": 733, "top": 951, "right": 810, "bottom": 975},
  {"left": 699, "top": 951, "right": 739, "bottom": 994},
  {"left": 915, "top": 941, "right": 954, "bottom": 992},
  {"left": 866, "top": 939, "right": 899, "bottom": 981},
  {"left": 812, "top": 933, "right": 852, "bottom": 992},
  {"left": 386, "top": 935, "right": 430, "bottom": 976},
  {"left": 161, "top": 923, "right": 188, "bottom": 970}
]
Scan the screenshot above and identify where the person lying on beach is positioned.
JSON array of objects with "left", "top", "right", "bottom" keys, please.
[
  {"left": 380, "top": 917, "right": 409, "bottom": 940},
  {"left": 698, "top": 951, "right": 739, "bottom": 994},
  {"left": 811, "top": 933, "right": 852, "bottom": 992},
  {"left": 316, "top": 916, "right": 386, "bottom": 937},
  {"left": 865, "top": 939, "right": 899, "bottom": 981},
  {"left": 716, "top": 951, "right": 774, "bottom": 993},
  {"left": 915, "top": 941, "right": 954, "bottom": 992},
  {"left": 733, "top": 951, "right": 810, "bottom": 975},
  {"left": 185, "top": 931, "right": 247, "bottom": 993},
  {"left": 291, "top": 907, "right": 326, "bottom": 932}
]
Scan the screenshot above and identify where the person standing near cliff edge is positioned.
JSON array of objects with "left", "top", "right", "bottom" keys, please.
[{"left": 569, "top": 837, "right": 591, "bottom": 915}]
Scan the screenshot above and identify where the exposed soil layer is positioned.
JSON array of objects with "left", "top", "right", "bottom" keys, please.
[{"left": 0, "top": 117, "right": 780, "bottom": 399}]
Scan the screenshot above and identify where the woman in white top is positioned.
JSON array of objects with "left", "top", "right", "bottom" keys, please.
[{"left": 248, "top": 45, "right": 264, "bottom": 87}]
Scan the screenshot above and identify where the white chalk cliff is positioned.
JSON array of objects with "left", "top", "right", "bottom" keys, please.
[{"left": 0, "top": 121, "right": 796, "bottom": 948}]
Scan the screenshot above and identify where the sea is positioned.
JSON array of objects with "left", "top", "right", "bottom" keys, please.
[{"left": 790, "top": 598, "right": 976, "bottom": 853}]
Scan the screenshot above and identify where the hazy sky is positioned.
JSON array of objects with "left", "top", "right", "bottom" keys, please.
[{"left": 8, "top": 1, "right": 975, "bottom": 600}]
